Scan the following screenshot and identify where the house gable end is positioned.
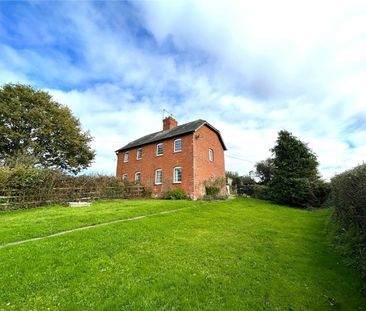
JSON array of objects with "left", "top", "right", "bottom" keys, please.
[{"left": 194, "top": 123, "right": 227, "bottom": 151}]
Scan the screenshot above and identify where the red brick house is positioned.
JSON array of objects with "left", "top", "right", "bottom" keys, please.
[{"left": 115, "top": 117, "right": 226, "bottom": 199}]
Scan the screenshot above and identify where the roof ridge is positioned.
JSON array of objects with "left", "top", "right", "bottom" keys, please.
[{"left": 115, "top": 118, "right": 227, "bottom": 152}]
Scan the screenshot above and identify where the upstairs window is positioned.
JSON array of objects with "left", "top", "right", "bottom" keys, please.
[
  {"left": 209, "top": 148, "right": 214, "bottom": 161},
  {"left": 173, "top": 167, "right": 182, "bottom": 183},
  {"left": 135, "top": 172, "right": 141, "bottom": 183},
  {"left": 155, "top": 169, "right": 162, "bottom": 184},
  {"left": 124, "top": 151, "right": 129, "bottom": 162},
  {"left": 156, "top": 143, "right": 163, "bottom": 156},
  {"left": 136, "top": 148, "right": 142, "bottom": 160},
  {"left": 122, "top": 173, "right": 128, "bottom": 180},
  {"left": 174, "top": 139, "right": 182, "bottom": 152}
]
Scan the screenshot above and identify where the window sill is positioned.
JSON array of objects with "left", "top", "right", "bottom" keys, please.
[
  {"left": 136, "top": 158, "right": 142, "bottom": 161},
  {"left": 173, "top": 181, "right": 182, "bottom": 184},
  {"left": 156, "top": 154, "right": 163, "bottom": 157},
  {"left": 174, "top": 150, "right": 182, "bottom": 153},
  {"left": 155, "top": 182, "right": 162, "bottom": 185}
]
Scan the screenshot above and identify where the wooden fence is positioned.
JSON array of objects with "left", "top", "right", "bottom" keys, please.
[{"left": 0, "top": 185, "right": 145, "bottom": 211}]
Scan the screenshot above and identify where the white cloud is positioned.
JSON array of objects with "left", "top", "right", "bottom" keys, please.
[
  {"left": 136, "top": 0, "right": 366, "bottom": 179},
  {"left": 1, "top": 1, "right": 365, "bottom": 180},
  {"left": 48, "top": 85, "right": 163, "bottom": 174}
]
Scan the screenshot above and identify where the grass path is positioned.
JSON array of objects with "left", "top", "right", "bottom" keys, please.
[
  {"left": 0, "top": 206, "right": 193, "bottom": 249},
  {"left": 0, "top": 199, "right": 205, "bottom": 244},
  {"left": 0, "top": 198, "right": 365, "bottom": 310}
]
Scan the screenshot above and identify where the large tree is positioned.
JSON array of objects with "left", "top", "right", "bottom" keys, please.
[
  {"left": 269, "top": 130, "right": 321, "bottom": 207},
  {"left": 0, "top": 83, "right": 95, "bottom": 174},
  {"left": 254, "top": 158, "right": 274, "bottom": 185}
]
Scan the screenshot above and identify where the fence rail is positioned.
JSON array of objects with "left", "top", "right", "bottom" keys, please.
[{"left": 0, "top": 185, "right": 145, "bottom": 211}]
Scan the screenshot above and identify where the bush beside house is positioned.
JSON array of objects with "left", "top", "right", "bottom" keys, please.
[
  {"left": 163, "top": 189, "right": 187, "bottom": 200},
  {"left": 203, "top": 176, "right": 227, "bottom": 200}
]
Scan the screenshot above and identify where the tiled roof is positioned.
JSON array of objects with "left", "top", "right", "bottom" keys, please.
[{"left": 116, "top": 119, "right": 227, "bottom": 152}]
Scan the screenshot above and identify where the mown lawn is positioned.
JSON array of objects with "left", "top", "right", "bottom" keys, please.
[{"left": 0, "top": 198, "right": 364, "bottom": 310}]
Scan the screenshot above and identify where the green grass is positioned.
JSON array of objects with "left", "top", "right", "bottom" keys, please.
[
  {"left": 0, "top": 198, "right": 364, "bottom": 310},
  {"left": 0, "top": 200, "right": 203, "bottom": 245}
]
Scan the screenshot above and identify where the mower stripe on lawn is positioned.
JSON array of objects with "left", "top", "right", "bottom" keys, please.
[{"left": 0, "top": 206, "right": 193, "bottom": 249}]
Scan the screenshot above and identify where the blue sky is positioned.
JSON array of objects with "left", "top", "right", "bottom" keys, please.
[{"left": 1, "top": 0, "right": 366, "bottom": 179}]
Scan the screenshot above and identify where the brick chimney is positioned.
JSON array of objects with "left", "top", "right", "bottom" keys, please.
[{"left": 163, "top": 116, "right": 178, "bottom": 131}]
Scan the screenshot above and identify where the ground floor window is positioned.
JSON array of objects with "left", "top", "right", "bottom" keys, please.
[
  {"left": 135, "top": 172, "right": 141, "bottom": 183},
  {"left": 173, "top": 167, "right": 182, "bottom": 183},
  {"left": 155, "top": 169, "right": 162, "bottom": 184},
  {"left": 122, "top": 173, "right": 128, "bottom": 180}
]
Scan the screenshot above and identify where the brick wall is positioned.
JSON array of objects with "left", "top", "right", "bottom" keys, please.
[
  {"left": 116, "top": 133, "right": 194, "bottom": 197},
  {"left": 193, "top": 125, "right": 226, "bottom": 198},
  {"left": 116, "top": 124, "right": 226, "bottom": 199}
]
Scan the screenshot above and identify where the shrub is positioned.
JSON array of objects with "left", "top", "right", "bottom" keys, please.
[
  {"left": 269, "top": 176, "right": 310, "bottom": 207},
  {"left": 203, "top": 177, "right": 227, "bottom": 199},
  {"left": 331, "top": 164, "right": 366, "bottom": 236},
  {"left": 205, "top": 186, "right": 220, "bottom": 196},
  {"left": 164, "top": 189, "right": 187, "bottom": 200},
  {"left": 331, "top": 164, "right": 366, "bottom": 288},
  {"left": 237, "top": 175, "right": 255, "bottom": 196},
  {"left": 309, "top": 179, "right": 331, "bottom": 207},
  {"left": 0, "top": 165, "right": 11, "bottom": 188},
  {"left": 253, "top": 184, "right": 271, "bottom": 200},
  {"left": 269, "top": 176, "right": 329, "bottom": 208}
]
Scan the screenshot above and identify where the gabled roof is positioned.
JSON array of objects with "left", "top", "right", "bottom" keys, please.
[{"left": 116, "top": 119, "right": 227, "bottom": 152}]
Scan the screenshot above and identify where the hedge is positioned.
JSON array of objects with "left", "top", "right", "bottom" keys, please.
[
  {"left": 0, "top": 165, "right": 144, "bottom": 210},
  {"left": 253, "top": 185, "right": 271, "bottom": 200},
  {"left": 331, "top": 163, "right": 366, "bottom": 288}
]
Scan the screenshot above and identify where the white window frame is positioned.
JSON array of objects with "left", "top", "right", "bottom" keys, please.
[
  {"left": 136, "top": 148, "right": 142, "bottom": 160},
  {"left": 174, "top": 139, "right": 182, "bottom": 153},
  {"left": 156, "top": 143, "right": 163, "bottom": 156},
  {"left": 135, "top": 171, "right": 141, "bottom": 183},
  {"left": 124, "top": 151, "right": 129, "bottom": 162},
  {"left": 209, "top": 148, "right": 214, "bottom": 161},
  {"left": 122, "top": 173, "right": 128, "bottom": 180},
  {"left": 155, "top": 169, "right": 162, "bottom": 184},
  {"left": 173, "top": 167, "right": 182, "bottom": 184}
]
